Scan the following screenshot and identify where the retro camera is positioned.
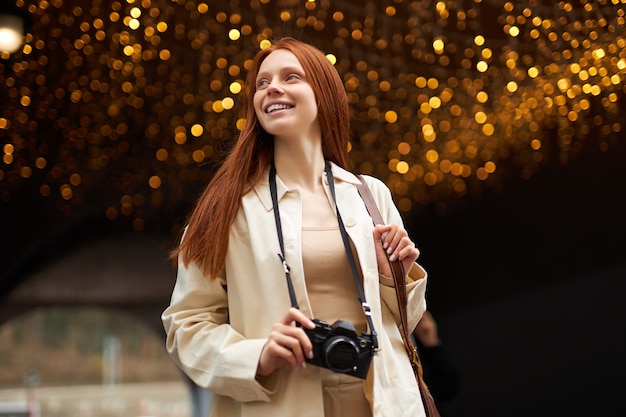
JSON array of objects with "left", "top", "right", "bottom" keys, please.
[{"left": 303, "top": 318, "right": 374, "bottom": 379}]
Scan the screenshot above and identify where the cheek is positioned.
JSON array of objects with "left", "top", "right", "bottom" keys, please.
[
  {"left": 252, "top": 95, "right": 269, "bottom": 129},
  {"left": 253, "top": 93, "right": 263, "bottom": 115},
  {"left": 305, "top": 91, "right": 318, "bottom": 118},
  {"left": 307, "top": 100, "right": 319, "bottom": 120}
]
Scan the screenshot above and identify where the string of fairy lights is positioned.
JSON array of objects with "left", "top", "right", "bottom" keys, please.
[{"left": 1, "top": 0, "right": 625, "bottom": 231}]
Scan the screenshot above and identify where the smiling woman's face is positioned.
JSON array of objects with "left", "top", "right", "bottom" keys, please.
[{"left": 253, "top": 49, "right": 320, "bottom": 140}]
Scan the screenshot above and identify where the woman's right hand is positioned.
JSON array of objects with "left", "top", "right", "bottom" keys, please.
[{"left": 256, "top": 307, "right": 316, "bottom": 377}]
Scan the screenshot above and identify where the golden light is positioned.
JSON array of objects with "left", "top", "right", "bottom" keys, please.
[
  {"left": 0, "top": 0, "right": 624, "bottom": 230},
  {"left": 229, "top": 29, "right": 241, "bottom": 41},
  {"left": 0, "top": 12, "right": 25, "bottom": 54},
  {"left": 229, "top": 82, "right": 242, "bottom": 94},
  {"left": 433, "top": 38, "right": 445, "bottom": 54}
]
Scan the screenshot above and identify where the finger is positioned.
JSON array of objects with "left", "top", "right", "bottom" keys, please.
[
  {"left": 268, "top": 325, "right": 309, "bottom": 367},
  {"left": 279, "top": 310, "right": 315, "bottom": 358},
  {"left": 386, "top": 228, "right": 408, "bottom": 260},
  {"left": 384, "top": 225, "right": 406, "bottom": 253},
  {"left": 373, "top": 224, "right": 391, "bottom": 243},
  {"left": 275, "top": 330, "right": 309, "bottom": 366},
  {"left": 263, "top": 337, "right": 298, "bottom": 370},
  {"left": 375, "top": 224, "right": 398, "bottom": 253},
  {"left": 395, "top": 237, "right": 418, "bottom": 260},
  {"left": 397, "top": 247, "right": 419, "bottom": 273},
  {"left": 285, "top": 325, "right": 314, "bottom": 362},
  {"left": 284, "top": 307, "right": 316, "bottom": 330}
]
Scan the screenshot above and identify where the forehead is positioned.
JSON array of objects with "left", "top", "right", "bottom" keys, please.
[{"left": 257, "top": 49, "right": 303, "bottom": 75}]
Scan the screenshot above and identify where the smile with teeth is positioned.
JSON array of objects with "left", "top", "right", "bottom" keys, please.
[{"left": 266, "top": 103, "right": 294, "bottom": 114}]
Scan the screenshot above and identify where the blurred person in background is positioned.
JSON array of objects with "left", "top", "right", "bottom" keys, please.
[{"left": 412, "top": 311, "right": 460, "bottom": 406}]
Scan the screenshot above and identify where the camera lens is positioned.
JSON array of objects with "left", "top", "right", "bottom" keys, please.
[{"left": 323, "top": 336, "right": 359, "bottom": 373}]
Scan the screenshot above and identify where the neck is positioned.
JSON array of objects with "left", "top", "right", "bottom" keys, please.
[{"left": 273, "top": 139, "right": 325, "bottom": 190}]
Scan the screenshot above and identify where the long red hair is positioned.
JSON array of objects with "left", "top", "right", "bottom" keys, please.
[{"left": 175, "top": 37, "right": 351, "bottom": 277}]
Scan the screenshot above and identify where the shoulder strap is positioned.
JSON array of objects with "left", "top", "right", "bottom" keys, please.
[
  {"left": 354, "top": 176, "right": 408, "bottom": 338},
  {"left": 355, "top": 175, "right": 442, "bottom": 417}
]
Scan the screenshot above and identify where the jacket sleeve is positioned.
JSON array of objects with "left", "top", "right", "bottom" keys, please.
[
  {"left": 379, "top": 264, "right": 428, "bottom": 334},
  {"left": 161, "top": 258, "right": 280, "bottom": 403},
  {"left": 362, "top": 175, "right": 428, "bottom": 333}
]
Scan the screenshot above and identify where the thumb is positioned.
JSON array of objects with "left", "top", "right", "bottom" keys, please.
[
  {"left": 373, "top": 224, "right": 390, "bottom": 248},
  {"left": 373, "top": 224, "right": 392, "bottom": 276}
]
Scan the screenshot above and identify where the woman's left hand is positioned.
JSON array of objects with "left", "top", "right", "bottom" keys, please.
[{"left": 373, "top": 224, "right": 420, "bottom": 276}]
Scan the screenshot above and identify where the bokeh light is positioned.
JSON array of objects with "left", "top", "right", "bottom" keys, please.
[{"left": 1, "top": 0, "right": 625, "bottom": 230}]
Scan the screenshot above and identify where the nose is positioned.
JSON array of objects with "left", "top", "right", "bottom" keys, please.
[{"left": 266, "top": 79, "right": 283, "bottom": 95}]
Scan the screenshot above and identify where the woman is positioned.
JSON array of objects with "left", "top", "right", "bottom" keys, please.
[{"left": 162, "top": 37, "right": 429, "bottom": 417}]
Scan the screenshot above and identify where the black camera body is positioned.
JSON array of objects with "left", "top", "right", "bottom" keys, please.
[{"left": 303, "top": 318, "right": 374, "bottom": 379}]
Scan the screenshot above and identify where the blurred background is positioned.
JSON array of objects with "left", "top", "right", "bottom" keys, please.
[{"left": 1, "top": 0, "right": 625, "bottom": 416}]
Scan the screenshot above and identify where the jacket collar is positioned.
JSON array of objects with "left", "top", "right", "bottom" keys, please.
[{"left": 253, "top": 161, "right": 361, "bottom": 212}]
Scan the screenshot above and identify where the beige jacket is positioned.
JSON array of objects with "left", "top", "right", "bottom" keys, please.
[{"left": 162, "top": 163, "right": 428, "bottom": 417}]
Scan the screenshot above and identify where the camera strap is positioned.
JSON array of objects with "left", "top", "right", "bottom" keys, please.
[{"left": 269, "top": 161, "right": 378, "bottom": 351}]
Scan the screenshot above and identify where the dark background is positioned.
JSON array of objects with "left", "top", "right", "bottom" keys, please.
[{"left": 412, "top": 134, "right": 626, "bottom": 416}]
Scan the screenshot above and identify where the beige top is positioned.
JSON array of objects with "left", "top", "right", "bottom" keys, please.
[{"left": 302, "top": 225, "right": 367, "bottom": 335}]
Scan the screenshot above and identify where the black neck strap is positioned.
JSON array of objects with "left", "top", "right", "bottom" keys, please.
[
  {"left": 269, "top": 163, "right": 299, "bottom": 309},
  {"left": 269, "top": 161, "right": 378, "bottom": 349}
]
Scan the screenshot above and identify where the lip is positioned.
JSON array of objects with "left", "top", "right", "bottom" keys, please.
[{"left": 263, "top": 101, "right": 294, "bottom": 114}]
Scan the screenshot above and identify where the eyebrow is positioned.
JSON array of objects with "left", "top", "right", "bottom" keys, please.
[{"left": 256, "top": 65, "right": 305, "bottom": 79}]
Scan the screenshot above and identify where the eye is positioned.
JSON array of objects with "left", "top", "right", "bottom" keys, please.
[
  {"left": 286, "top": 73, "right": 302, "bottom": 82},
  {"left": 256, "top": 79, "right": 269, "bottom": 89}
]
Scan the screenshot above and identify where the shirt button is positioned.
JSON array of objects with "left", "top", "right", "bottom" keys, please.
[{"left": 345, "top": 217, "right": 356, "bottom": 227}]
